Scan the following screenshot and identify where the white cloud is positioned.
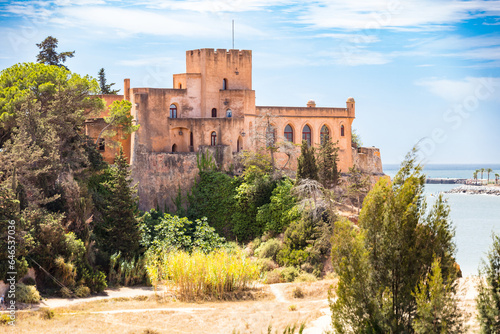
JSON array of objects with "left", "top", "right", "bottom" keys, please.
[
  {"left": 136, "top": 0, "right": 295, "bottom": 12},
  {"left": 314, "top": 33, "right": 380, "bottom": 43},
  {"left": 416, "top": 77, "right": 500, "bottom": 102},
  {"left": 52, "top": 6, "right": 265, "bottom": 38},
  {"left": 298, "top": 0, "right": 500, "bottom": 31}
]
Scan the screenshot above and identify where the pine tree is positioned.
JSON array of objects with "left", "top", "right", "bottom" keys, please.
[
  {"left": 296, "top": 140, "right": 318, "bottom": 181},
  {"left": 330, "top": 149, "right": 460, "bottom": 333},
  {"left": 477, "top": 233, "right": 500, "bottom": 333},
  {"left": 36, "top": 36, "right": 75, "bottom": 69},
  {"left": 97, "top": 148, "right": 142, "bottom": 258},
  {"left": 98, "top": 68, "right": 119, "bottom": 95},
  {"left": 413, "top": 258, "right": 465, "bottom": 334},
  {"left": 317, "top": 138, "right": 340, "bottom": 188}
]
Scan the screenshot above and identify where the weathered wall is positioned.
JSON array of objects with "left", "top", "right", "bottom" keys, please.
[
  {"left": 131, "top": 144, "right": 234, "bottom": 212},
  {"left": 352, "top": 147, "right": 384, "bottom": 181}
]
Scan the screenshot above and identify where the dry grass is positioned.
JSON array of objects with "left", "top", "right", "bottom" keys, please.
[{"left": 283, "top": 279, "right": 336, "bottom": 300}]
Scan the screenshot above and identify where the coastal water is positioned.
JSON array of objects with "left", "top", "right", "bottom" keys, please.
[{"left": 383, "top": 164, "right": 500, "bottom": 276}]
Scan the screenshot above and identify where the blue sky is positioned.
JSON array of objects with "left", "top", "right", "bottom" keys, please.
[{"left": 0, "top": 0, "right": 499, "bottom": 165}]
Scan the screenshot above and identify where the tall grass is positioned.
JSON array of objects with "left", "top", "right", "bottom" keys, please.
[{"left": 145, "top": 247, "right": 260, "bottom": 300}]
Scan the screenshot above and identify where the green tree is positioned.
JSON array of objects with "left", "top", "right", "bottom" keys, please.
[
  {"left": 477, "top": 234, "right": 500, "bottom": 333},
  {"left": 346, "top": 165, "right": 370, "bottom": 210},
  {"left": 481, "top": 168, "right": 485, "bottom": 184},
  {"left": 317, "top": 138, "right": 340, "bottom": 189},
  {"left": 496, "top": 173, "right": 499, "bottom": 185},
  {"left": 96, "top": 100, "right": 139, "bottom": 146},
  {"left": 296, "top": 140, "right": 318, "bottom": 181},
  {"left": 487, "top": 168, "right": 493, "bottom": 184},
  {"left": 330, "top": 149, "right": 460, "bottom": 333},
  {"left": 98, "top": 68, "right": 119, "bottom": 95},
  {"left": 36, "top": 36, "right": 75, "bottom": 69},
  {"left": 412, "top": 258, "right": 465, "bottom": 334},
  {"left": 95, "top": 148, "right": 141, "bottom": 258},
  {"left": 351, "top": 128, "right": 363, "bottom": 147},
  {"left": 474, "top": 171, "right": 478, "bottom": 185}
]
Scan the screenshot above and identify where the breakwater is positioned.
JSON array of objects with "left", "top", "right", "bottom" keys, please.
[
  {"left": 446, "top": 185, "right": 500, "bottom": 196},
  {"left": 426, "top": 178, "right": 467, "bottom": 184}
]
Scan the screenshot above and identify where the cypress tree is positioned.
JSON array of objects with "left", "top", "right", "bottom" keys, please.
[
  {"left": 317, "top": 138, "right": 340, "bottom": 188},
  {"left": 297, "top": 140, "right": 318, "bottom": 181},
  {"left": 97, "top": 148, "right": 141, "bottom": 258}
]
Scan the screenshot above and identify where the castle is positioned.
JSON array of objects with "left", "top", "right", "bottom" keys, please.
[{"left": 85, "top": 48, "right": 383, "bottom": 210}]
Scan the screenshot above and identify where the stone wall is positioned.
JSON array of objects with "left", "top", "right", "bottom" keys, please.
[
  {"left": 352, "top": 147, "right": 385, "bottom": 183},
  {"left": 131, "top": 144, "right": 234, "bottom": 212}
]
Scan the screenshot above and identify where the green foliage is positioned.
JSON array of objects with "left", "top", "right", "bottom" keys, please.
[
  {"left": 330, "top": 149, "right": 460, "bottom": 333},
  {"left": 346, "top": 165, "right": 370, "bottom": 209},
  {"left": 140, "top": 212, "right": 225, "bottom": 254},
  {"left": 254, "top": 238, "right": 282, "bottom": 261},
  {"left": 317, "top": 138, "right": 340, "bottom": 188},
  {"left": 108, "top": 252, "right": 147, "bottom": 286},
  {"left": 95, "top": 148, "right": 142, "bottom": 258},
  {"left": 81, "top": 268, "right": 107, "bottom": 293},
  {"left": 232, "top": 174, "right": 277, "bottom": 242},
  {"left": 75, "top": 285, "right": 91, "bottom": 298},
  {"left": 98, "top": 100, "right": 139, "bottom": 146},
  {"left": 294, "top": 272, "right": 316, "bottom": 282},
  {"left": 477, "top": 233, "right": 500, "bottom": 333},
  {"left": 97, "top": 68, "right": 119, "bottom": 94},
  {"left": 36, "top": 36, "right": 75, "bottom": 69},
  {"left": 196, "top": 150, "right": 217, "bottom": 172},
  {"left": 351, "top": 128, "right": 362, "bottom": 147},
  {"left": 60, "top": 287, "right": 72, "bottom": 298},
  {"left": 40, "top": 308, "right": 55, "bottom": 320},
  {"left": 296, "top": 141, "right": 318, "bottom": 181},
  {"left": 187, "top": 170, "right": 240, "bottom": 239},
  {"left": 0, "top": 313, "right": 13, "bottom": 325},
  {"left": 292, "top": 286, "right": 304, "bottom": 298},
  {"left": 256, "top": 178, "right": 299, "bottom": 234},
  {"left": 16, "top": 283, "right": 41, "bottom": 303},
  {"left": 412, "top": 258, "right": 465, "bottom": 334}
]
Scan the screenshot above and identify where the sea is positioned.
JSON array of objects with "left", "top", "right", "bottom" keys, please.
[{"left": 383, "top": 164, "right": 500, "bottom": 277}]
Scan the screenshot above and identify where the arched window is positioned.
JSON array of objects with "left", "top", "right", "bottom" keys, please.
[
  {"left": 179, "top": 83, "right": 182, "bottom": 89},
  {"left": 172, "top": 144, "right": 177, "bottom": 152},
  {"left": 211, "top": 131, "right": 217, "bottom": 146},
  {"left": 320, "top": 125, "right": 330, "bottom": 145},
  {"left": 341, "top": 125, "right": 345, "bottom": 137},
  {"left": 222, "top": 78, "right": 228, "bottom": 90},
  {"left": 190, "top": 132, "right": 194, "bottom": 151},
  {"left": 284, "top": 124, "right": 294, "bottom": 142},
  {"left": 169, "top": 104, "right": 177, "bottom": 118},
  {"left": 302, "top": 125, "right": 312, "bottom": 146},
  {"left": 226, "top": 109, "right": 232, "bottom": 118},
  {"left": 212, "top": 108, "right": 217, "bottom": 118}
]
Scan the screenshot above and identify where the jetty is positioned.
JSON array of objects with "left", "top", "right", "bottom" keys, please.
[{"left": 425, "top": 178, "right": 467, "bottom": 184}]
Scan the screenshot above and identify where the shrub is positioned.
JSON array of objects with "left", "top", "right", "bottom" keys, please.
[
  {"left": 258, "top": 258, "right": 278, "bottom": 272},
  {"left": 75, "top": 286, "right": 91, "bottom": 298},
  {"left": 16, "top": 283, "right": 41, "bottom": 303},
  {"left": 265, "top": 269, "right": 283, "bottom": 284},
  {"left": 40, "top": 308, "right": 55, "bottom": 320},
  {"left": 22, "top": 277, "right": 36, "bottom": 286},
  {"left": 108, "top": 252, "right": 147, "bottom": 286},
  {"left": 0, "top": 313, "right": 12, "bottom": 325},
  {"left": 60, "top": 287, "right": 72, "bottom": 298},
  {"left": 294, "top": 273, "right": 317, "bottom": 283},
  {"left": 255, "top": 238, "right": 282, "bottom": 261},
  {"left": 292, "top": 287, "right": 304, "bottom": 298},
  {"left": 288, "top": 304, "right": 297, "bottom": 311},
  {"left": 144, "top": 248, "right": 260, "bottom": 300},
  {"left": 281, "top": 267, "right": 300, "bottom": 283},
  {"left": 82, "top": 268, "right": 107, "bottom": 293}
]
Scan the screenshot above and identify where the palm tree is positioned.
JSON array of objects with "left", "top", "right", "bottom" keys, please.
[
  {"left": 475, "top": 169, "right": 481, "bottom": 185},
  {"left": 487, "top": 168, "right": 493, "bottom": 184},
  {"left": 481, "top": 168, "right": 485, "bottom": 184},
  {"left": 473, "top": 171, "right": 478, "bottom": 185},
  {"left": 496, "top": 173, "right": 499, "bottom": 185}
]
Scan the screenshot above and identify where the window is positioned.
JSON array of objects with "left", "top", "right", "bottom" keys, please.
[
  {"left": 222, "top": 78, "right": 228, "bottom": 90},
  {"left": 172, "top": 144, "right": 177, "bottom": 152},
  {"left": 237, "top": 136, "right": 243, "bottom": 152},
  {"left": 320, "top": 125, "right": 330, "bottom": 145},
  {"left": 211, "top": 131, "right": 217, "bottom": 146},
  {"left": 169, "top": 104, "right": 177, "bottom": 118},
  {"left": 226, "top": 109, "right": 232, "bottom": 118},
  {"left": 302, "top": 125, "right": 312, "bottom": 146},
  {"left": 179, "top": 83, "right": 182, "bottom": 89},
  {"left": 97, "top": 138, "right": 105, "bottom": 151},
  {"left": 341, "top": 125, "right": 345, "bottom": 137},
  {"left": 284, "top": 124, "right": 294, "bottom": 142},
  {"left": 212, "top": 108, "right": 217, "bottom": 117}
]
